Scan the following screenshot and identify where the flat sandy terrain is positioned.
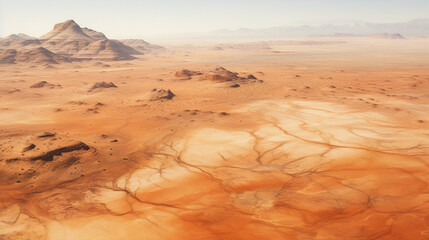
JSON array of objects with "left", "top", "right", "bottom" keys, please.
[{"left": 1, "top": 38, "right": 429, "bottom": 239}]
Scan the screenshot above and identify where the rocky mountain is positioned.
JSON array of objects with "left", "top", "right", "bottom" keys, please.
[
  {"left": 38, "top": 20, "right": 139, "bottom": 60},
  {"left": 0, "top": 19, "right": 163, "bottom": 63}
]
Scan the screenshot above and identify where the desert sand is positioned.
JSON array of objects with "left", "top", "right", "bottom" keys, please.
[{"left": 0, "top": 21, "right": 429, "bottom": 240}]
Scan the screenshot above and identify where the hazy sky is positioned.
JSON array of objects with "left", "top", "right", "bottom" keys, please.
[{"left": 0, "top": 0, "right": 428, "bottom": 38}]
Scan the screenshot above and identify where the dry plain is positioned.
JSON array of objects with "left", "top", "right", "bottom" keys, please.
[{"left": 0, "top": 36, "right": 429, "bottom": 240}]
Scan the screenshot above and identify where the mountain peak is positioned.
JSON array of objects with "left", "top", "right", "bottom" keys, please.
[
  {"left": 53, "top": 19, "right": 80, "bottom": 31},
  {"left": 40, "top": 19, "right": 93, "bottom": 41}
]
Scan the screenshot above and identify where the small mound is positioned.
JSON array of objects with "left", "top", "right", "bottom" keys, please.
[
  {"left": 30, "top": 81, "right": 57, "bottom": 88},
  {"left": 175, "top": 69, "right": 202, "bottom": 80},
  {"left": 149, "top": 88, "right": 176, "bottom": 101},
  {"left": 88, "top": 81, "right": 117, "bottom": 92},
  {"left": 247, "top": 74, "right": 257, "bottom": 79}
]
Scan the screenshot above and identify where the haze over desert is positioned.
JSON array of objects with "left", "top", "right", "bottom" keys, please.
[{"left": 1, "top": 1, "right": 429, "bottom": 239}]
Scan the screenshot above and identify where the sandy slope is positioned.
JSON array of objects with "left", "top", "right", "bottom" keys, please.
[{"left": 0, "top": 38, "right": 428, "bottom": 240}]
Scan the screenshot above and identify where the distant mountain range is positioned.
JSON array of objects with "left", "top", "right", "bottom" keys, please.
[{"left": 206, "top": 19, "right": 429, "bottom": 39}]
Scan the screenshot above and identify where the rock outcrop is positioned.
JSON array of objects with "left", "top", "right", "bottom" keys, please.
[
  {"left": 88, "top": 81, "right": 118, "bottom": 92},
  {"left": 200, "top": 67, "right": 241, "bottom": 82},
  {"left": 199, "top": 67, "right": 263, "bottom": 86},
  {"left": 175, "top": 69, "right": 202, "bottom": 80},
  {"left": 149, "top": 89, "right": 176, "bottom": 101}
]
